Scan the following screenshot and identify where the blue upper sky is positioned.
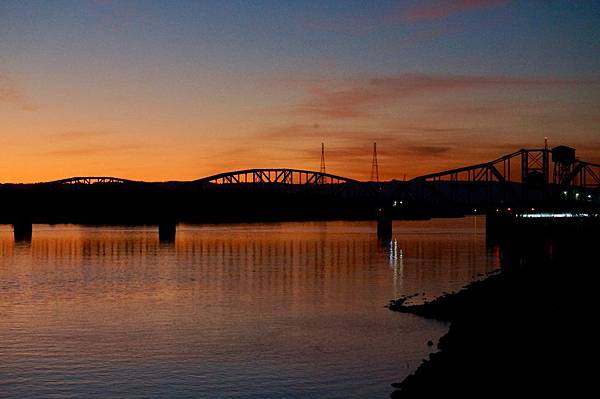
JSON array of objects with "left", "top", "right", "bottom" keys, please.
[{"left": 3, "top": 1, "right": 598, "bottom": 76}]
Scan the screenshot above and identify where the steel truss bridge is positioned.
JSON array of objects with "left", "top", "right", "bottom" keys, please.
[
  {"left": 191, "top": 168, "right": 358, "bottom": 185},
  {"left": 42, "top": 169, "right": 358, "bottom": 186},
  {"left": 0, "top": 145, "right": 597, "bottom": 234},
  {"left": 28, "top": 146, "right": 600, "bottom": 210},
  {"left": 36, "top": 147, "right": 599, "bottom": 193},
  {"left": 395, "top": 146, "right": 600, "bottom": 213},
  {"left": 3, "top": 145, "right": 597, "bottom": 242},
  {"left": 412, "top": 147, "right": 600, "bottom": 189},
  {"left": 47, "top": 176, "right": 138, "bottom": 185}
]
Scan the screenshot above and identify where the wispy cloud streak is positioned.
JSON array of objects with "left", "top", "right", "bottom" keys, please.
[
  {"left": 0, "top": 72, "right": 37, "bottom": 111},
  {"left": 56, "top": 130, "right": 112, "bottom": 140},
  {"left": 43, "top": 144, "right": 146, "bottom": 157},
  {"left": 397, "top": 0, "right": 509, "bottom": 23},
  {"left": 296, "top": 73, "right": 592, "bottom": 118}
]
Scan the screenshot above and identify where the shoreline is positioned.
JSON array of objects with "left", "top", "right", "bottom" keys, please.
[{"left": 387, "top": 239, "right": 594, "bottom": 397}]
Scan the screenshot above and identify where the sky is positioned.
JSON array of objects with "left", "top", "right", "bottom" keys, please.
[{"left": 1, "top": 0, "right": 599, "bottom": 182}]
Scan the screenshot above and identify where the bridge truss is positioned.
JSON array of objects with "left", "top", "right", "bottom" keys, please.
[
  {"left": 32, "top": 149, "right": 600, "bottom": 194},
  {"left": 413, "top": 148, "right": 600, "bottom": 189},
  {"left": 399, "top": 147, "right": 600, "bottom": 211},
  {"left": 555, "top": 161, "right": 600, "bottom": 188},
  {"left": 46, "top": 177, "right": 138, "bottom": 185},
  {"left": 192, "top": 168, "right": 358, "bottom": 185}
]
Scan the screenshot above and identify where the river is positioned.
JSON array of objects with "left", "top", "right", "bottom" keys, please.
[{"left": 0, "top": 217, "right": 499, "bottom": 398}]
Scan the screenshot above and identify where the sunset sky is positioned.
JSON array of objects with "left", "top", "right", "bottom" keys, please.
[{"left": 1, "top": 0, "right": 599, "bottom": 183}]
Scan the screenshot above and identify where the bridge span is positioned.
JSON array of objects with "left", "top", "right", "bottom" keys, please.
[
  {"left": 39, "top": 169, "right": 358, "bottom": 187},
  {"left": 411, "top": 146, "right": 599, "bottom": 188},
  {"left": 192, "top": 168, "right": 359, "bottom": 185},
  {"left": 46, "top": 176, "right": 139, "bottom": 185},
  {"left": 393, "top": 146, "right": 600, "bottom": 216},
  {"left": 1, "top": 145, "right": 598, "bottom": 241},
  {"left": 29, "top": 146, "right": 600, "bottom": 191}
]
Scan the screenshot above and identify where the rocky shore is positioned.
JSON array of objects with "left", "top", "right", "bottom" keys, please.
[{"left": 388, "top": 238, "right": 595, "bottom": 397}]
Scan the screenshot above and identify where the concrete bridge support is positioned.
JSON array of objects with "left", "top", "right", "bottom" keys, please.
[
  {"left": 159, "top": 221, "right": 177, "bottom": 242},
  {"left": 377, "top": 208, "right": 392, "bottom": 239},
  {"left": 13, "top": 221, "right": 32, "bottom": 242}
]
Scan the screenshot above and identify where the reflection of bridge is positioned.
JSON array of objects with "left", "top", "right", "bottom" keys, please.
[{"left": 1, "top": 145, "right": 599, "bottom": 241}]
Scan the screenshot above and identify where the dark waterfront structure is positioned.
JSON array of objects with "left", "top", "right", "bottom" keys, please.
[
  {"left": 389, "top": 209, "right": 598, "bottom": 398},
  {"left": 1, "top": 146, "right": 598, "bottom": 240},
  {"left": 486, "top": 210, "right": 600, "bottom": 244}
]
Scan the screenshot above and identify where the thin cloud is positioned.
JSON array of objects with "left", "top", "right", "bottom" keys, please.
[
  {"left": 0, "top": 72, "right": 38, "bottom": 111},
  {"left": 258, "top": 123, "right": 383, "bottom": 142},
  {"left": 257, "top": 126, "right": 468, "bottom": 160},
  {"left": 43, "top": 144, "right": 146, "bottom": 157},
  {"left": 397, "top": 0, "right": 509, "bottom": 23},
  {"left": 295, "top": 73, "right": 592, "bottom": 119},
  {"left": 301, "top": 1, "right": 508, "bottom": 35},
  {"left": 405, "top": 145, "right": 452, "bottom": 155},
  {"left": 197, "top": 129, "right": 560, "bottom": 180},
  {"left": 257, "top": 123, "right": 482, "bottom": 147},
  {"left": 56, "top": 130, "right": 112, "bottom": 140},
  {"left": 292, "top": 140, "right": 470, "bottom": 179}
]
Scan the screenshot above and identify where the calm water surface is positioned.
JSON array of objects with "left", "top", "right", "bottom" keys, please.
[{"left": 0, "top": 217, "right": 499, "bottom": 398}]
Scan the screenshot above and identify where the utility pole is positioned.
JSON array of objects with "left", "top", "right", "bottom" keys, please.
[{"left": 371, "top": 142, "right": 379, "bottom": 182}]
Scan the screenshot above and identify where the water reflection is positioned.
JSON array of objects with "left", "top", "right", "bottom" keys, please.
[
  {"left": 0, "top": 218, "right": 498, "bottom": 398},
  {"left": 384, "top": 238, "right": 405, "bottom": 297}
]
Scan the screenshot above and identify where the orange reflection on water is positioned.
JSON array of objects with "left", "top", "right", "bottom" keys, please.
[{"left": 0, "top": 219, "right": 497, "bottom": 398}]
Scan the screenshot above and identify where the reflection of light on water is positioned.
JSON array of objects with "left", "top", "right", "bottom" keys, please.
[
  {"left": 388, "top": 239, "right": 397, "bottom": 268},
  {"left": 517, "top": 213, "right": 594, "bottom": 218},
  {"left": 388, "top": 238, "right": 404, "bottom": 297},
  {"left": 0, "top": 221, "right": 498, "bottom": 399}
]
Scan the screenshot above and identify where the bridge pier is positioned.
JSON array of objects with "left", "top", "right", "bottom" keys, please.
[
  {"left": 159, "top": 221, "right": 177, "bottom": 242},
  {"left": 377, "top": 208, "right": 392, "bottom": 239},
  {"left": 13, "top": 221, "right": 32, "bottom": 242}
]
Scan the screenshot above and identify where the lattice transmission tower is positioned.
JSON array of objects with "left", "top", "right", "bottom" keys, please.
[
  {"left": 320, "top": 143, "right": 326, "bottom": 174},
  {"left": 370, "top": 142, "right": 379, "bottom": 182}
]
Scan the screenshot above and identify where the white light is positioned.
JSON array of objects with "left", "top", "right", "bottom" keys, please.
[
  {"left": 588, "top": 195, "right": 592, "bottom": 199},
  {"left": 517, "top": 213, "right": 594, "bottom": 218}
]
